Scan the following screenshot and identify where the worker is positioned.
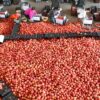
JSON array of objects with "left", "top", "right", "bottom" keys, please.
[
  {"left": 10, "top": 7, "right": 22, "bottom": 23},
  {"left": 10, "top": 7, "right": 21, "bottom": 20},
  {"left": 24, "top": 7, "right": 37, "bottom": 21},
  {"left": 51, "top": 0, "right": 60, "bottom": 9},
  {"left": 49, "top": 7, "right": 62, "bottom": 24},
  {"left": 41, "top": 5, "right": 51, "bottom": 16}
]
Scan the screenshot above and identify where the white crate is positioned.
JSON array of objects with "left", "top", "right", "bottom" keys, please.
[
  {"left": 56, "top": 18, "right": 64, "bottom": 25},
  {"left": 0, "top": 14, "right": 6, "bottom": 18},
  {"left": 0, "top": 35, "right": 4, "bottom": 43},
  {"left": 83, "top": 19, "right": 93, "bottom": 25},
  {"left": 32, "top": 16, "right": 41, "bottom": 21},
  {"left": 55, "top": 16, "right": 67, "bottom": 25},
  {"left": 31, "top": 14, "right": 42, "bottom": 21}
]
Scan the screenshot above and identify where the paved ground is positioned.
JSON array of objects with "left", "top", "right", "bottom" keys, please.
[{"left": 4, "top": 0, "right": 100, "bottom": 21}]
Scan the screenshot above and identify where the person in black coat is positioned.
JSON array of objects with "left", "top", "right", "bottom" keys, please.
[
  {"left": 77, "top": 0, "right": 85, "bottom": 8},
  {"left": 48, "top": 8, "right": 56, "bottom": 24},
  {"left": 51, "top": 0, "right": 60, "bottom": 9},
  {"left": 42, "top": 5, "right": 51, "bottom": 16},
  {"left": 49, "top": 7, "right": 62, "bottom": 24}
]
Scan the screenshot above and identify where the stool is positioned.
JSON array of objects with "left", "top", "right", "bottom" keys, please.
[{"left": 42, "top": 16, "right": 48, "bottom": 22}]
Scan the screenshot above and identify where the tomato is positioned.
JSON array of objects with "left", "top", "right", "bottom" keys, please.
[
  {"left": 0, "top": 18, "right": 14, "bottom": 35},
  {"left": 19, "top": 21, "right": 99, "bottom": 35}
]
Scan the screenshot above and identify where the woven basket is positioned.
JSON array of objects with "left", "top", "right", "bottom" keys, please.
[{"left": 42, "top": 16, "right": 48, "bottom": 21}]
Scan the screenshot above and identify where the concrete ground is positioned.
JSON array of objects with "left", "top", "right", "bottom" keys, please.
[{"left": 4, "top": 0, "right": 100, "bottom": 21}]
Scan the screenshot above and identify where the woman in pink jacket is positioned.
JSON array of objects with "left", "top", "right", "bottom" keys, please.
[{"left": 24, "top": 7, "right": 37, "bottom": 20}]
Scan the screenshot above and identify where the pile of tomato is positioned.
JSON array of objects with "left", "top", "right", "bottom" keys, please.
[
  {"left": 19, "top": 22, "right": 100, "bottom": 35},
  {"left": 95, "top": 23, "right": 100, "bottom": 27},
  {"left": 0, "top": 18, "right": 14, "bottom": 35},
  {"left": 0, "top": 38, "right": 100, "bottom": 100},
  {"left": 0, "top": 18, "right": 99, "bottom": 36},
  {"left": 0, "top": 18, "right": 100, "bottom": 100}
]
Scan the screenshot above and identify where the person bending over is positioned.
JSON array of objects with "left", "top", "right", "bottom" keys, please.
[
  {"left": 49, "top": 7, "right": 62, "bottom": 24},
  {"left": 24, "top": 7, "right": 37, "bottom": 21}
]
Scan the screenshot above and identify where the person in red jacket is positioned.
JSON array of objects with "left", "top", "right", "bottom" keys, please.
[
  {"left": 10, "top": 7, "right": 22, "bottom": 23},
  {"left": 10, "top": 7, "right": 21, "bottom": 20}
]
